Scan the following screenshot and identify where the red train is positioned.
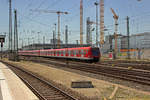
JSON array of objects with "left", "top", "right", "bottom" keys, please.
[{"left": 19, "top": 47, "right": 100, "bottom": 62}]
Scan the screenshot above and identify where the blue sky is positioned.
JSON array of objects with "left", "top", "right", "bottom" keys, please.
[{"left": 0, "top": 0, "right": 150, "bottom": 49}]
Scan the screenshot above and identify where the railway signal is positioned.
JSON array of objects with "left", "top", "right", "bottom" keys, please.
[{"left": 0, "top": 35, "right": 6, "bottom": 59}]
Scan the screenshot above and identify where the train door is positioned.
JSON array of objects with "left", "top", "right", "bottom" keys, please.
[
  {"left": 71, "top": 50, "right": 74, "bottom": 57},
  {"left": 61, "top": 50, "right": 63, "bottom": 56},
  {"left": 54, "top": 51, "right": 56, "bottom": 56},
  {"left": 57, "top": 51, "right": 59, "bottom": 56},
  {"left": 65, "top": 49, "right": 68, "bottom": 57}
]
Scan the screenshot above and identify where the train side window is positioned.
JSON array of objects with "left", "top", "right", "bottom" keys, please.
[
  {"left": 63, "top": 51, "right": 65, "bottom": 55},
  {"left": 65, "top": 50, "right": 67, "bottom": 55},
  {"left": 84, "top": 49, "right": 86, "bottom": 55},
  {"left": 81, "top": 49, "right": 83, "bottom": 54},
  {"left": 76, "top": 50, "right": 78, "bottom": 55},
  {"left": 78, "top": 50, "right": 79, "bottom": 55},
  {"left": 72, "top": 50, "right": 74, "bottom": 55},
  {"left": 70, "top": 50, "right": 72, "bottom": 55},
  {"left": 68, "top": 50, "right": 70, "bottom": 55}
]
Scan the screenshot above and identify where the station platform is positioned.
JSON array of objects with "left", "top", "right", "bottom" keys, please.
[{"left": 0, "top": 62, "right": 38, "bottom": 100}]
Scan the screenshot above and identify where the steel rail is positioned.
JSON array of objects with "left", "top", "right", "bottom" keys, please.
[
  {"left": 1, "top": 61, "right": 77, "bottom": 100},
  {"left": 25, "top": 58, "right": 150, "bottom": 86}
]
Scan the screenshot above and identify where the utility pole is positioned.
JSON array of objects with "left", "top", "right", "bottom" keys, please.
[
  {"left": 65, "top": 25, "right": 69, "bottom": 66},
  {"left": 9, "top": 0, "right": 13, "bottom": 54},
  {"left": 65, "top": 25, "right": 68, "bottom": 48},
  {"left": 22, "top": 39, "right": 24, "bottom": 48},
  {"left": 37, "top": 32, "right": 40, "bottom": 44},
  {"left": 28, "top": 38, "right": 30, "bottom": 46},
  {"left": 100, "top": 0, "right": 104, "bottom": 47},
  {"left": 43, "top": 36, "right": 45, "bottom": 44},
  {"left": 86, "top": 17, "right": 90, "bottom": 45},
  {"left": 43, "top": 36, "right": 45, "bottom": 49},
  {"left": 76, "top": 40, "right": 79, "bottom": 45},
  {"left": 53, "top": 31, "right": 55, "bottom": 49},
  {"left": 80, "top": 0, "right": 83, "bottom": 45},
  {"left": 14, "top": 16, "right": 16, "bottom": 52},
  {"left": 127, "top": 16, "right": 130, "bottom": 59},
  {"left": 14, "top": 9, "right": 19, "bottom": 61},
  {"left": 56, "top": 11, "right": 68, "bottom": 48},
  {"left": 19, "top": 38, "right": 23, "bottom": 49},
  {"left": 95, "top": 1, "right": 99, "bottom": 47},
  {"left": 57, "top": 13, "right": 61, "bottom": 48},
  {"left": 54, "top": 23, "right": 56, "bottom": 40},
  {"left": 32, "top": 37, "right": 34, "bottom": 44},
  {"left": 32, "top": 37, "right": 34, "bottom": 50},
  {"left": 53, "top": 23, "right": 56, "bottom": 49}
]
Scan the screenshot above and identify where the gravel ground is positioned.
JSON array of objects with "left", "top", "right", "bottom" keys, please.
[{"left": 2, "top": 59, "right": 150, "bottom": 100}]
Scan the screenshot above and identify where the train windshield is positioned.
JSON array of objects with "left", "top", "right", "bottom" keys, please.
[{"left": 91, "top": 48, "right": 100, "bottom": 56}]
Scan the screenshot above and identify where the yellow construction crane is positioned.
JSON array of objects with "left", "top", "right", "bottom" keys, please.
[
  {"left": 110, "top": 8, "right": 119, "bottom": 59},
  {"left": 30, "top": 9, "right": 68, "bottom": 48}
]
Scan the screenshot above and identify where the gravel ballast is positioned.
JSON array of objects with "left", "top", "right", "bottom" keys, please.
[{"left": 3, "top": 59, "right": 150, "bottom": 100}]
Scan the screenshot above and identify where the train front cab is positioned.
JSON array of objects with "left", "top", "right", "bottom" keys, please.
[{"left": 91, "top": 48, "right": 100, "bottom": 62}]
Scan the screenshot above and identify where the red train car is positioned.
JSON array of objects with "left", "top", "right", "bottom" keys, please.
[{"left": 19, "top": 47, "right": 100, "bottom": 62}]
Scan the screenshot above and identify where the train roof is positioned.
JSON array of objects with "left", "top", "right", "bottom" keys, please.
[
  {"left": 19, "top": 46, "right": 98, "bottom": 52},
  {"left": 40, "top": 46, "right": 92, "bottom": 51}
]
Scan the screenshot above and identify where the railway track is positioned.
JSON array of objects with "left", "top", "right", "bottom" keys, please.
[
  {"left": 98, "top": 61, "right": 150, "bottom": 71},
  {"left": 100, "top": 60, "right": 150, "bottom": 65},
  {"left": 23, "top": 58, "right": 150, "bottom": 86},
  {"left": 2, "top": 61, "right": 77, "bottom": 100}
]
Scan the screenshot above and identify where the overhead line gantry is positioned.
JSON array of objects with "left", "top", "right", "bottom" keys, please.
[{"left": 30, "top": 9, "right": 68, "bottom": 48}]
